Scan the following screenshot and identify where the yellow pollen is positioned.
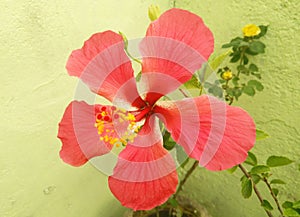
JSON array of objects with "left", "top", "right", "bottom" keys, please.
[{"left": 94, "top": 107, "right": 139, "bottom": 148}]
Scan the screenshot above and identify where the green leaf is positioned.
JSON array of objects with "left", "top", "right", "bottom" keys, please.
[
  {"left": 248, "top": 80, "right": 264, "bottom": 91},
  {"left": 283, "top": 201, "right": 294, "bottom": 209},
  {"left": 256, "top": 129, "right": 269, "bottom": 141},
  {"left": 237, "top": 65, "right": 249, "bottom": 75},
  {"left": 284, "top": 208, "right": 300, "bottom": 217},
  {"left": 184, "top": 75, "right": 201, "bottom": 89},
  {"left": 266, "top": 156, "right": 294, "bottom": 167},
  {"left": 240, "top": 175, "right": 248, "bottom": 184},
  {"left": 293, "top": 201, "right": 300, "bottom": 209},
  {"left": 244, "top": 151, "right": 257, "bottom": 166},
  {"left": 249, "top": 63, "right": 259, "bottom": 72},
  {"left": 243, "top": 85, "right": 255, "bottom": 96},
  {"left": 251, "top": 174, "right": 261, "bottom": 184},
  {"left": 222, "top": 37, "right": 243, "bottom": 48},
  {"left": 261, "top": 200, "right": 274, "bottom": 211},
  {"left": 249, "top": 41, "right": 266, "bottom": 54},
  {"left": 270, "top": 179, "right": 286, "bottom": 185},
  {"left": 163, "top": 141, "right": 176, "bottom": 150},
  {"left": 206, "top": 83, "right": 223, "bottom": 98},
  {"left": 163, "top": 131, "right": 176, "bottom": 150},
  {"left": 257, "top": 25, "right": 269, "bottom": 38},
  {"left": 168, "top": 198, "right": 178, "bottom": 208},
  {"left": 250, "top": 165, "right": 270, "bottom": 174},
  {"left": 239, "top": 41, "right": 250, "bottom": 47},
  {"left": 272, "top": 188, "right": 279, "bottom": 196},
  {"left": 232, "top": 76, "right": 240, "bottom": 86},
  {"left": 241, "top": 178, "right": 253, "bottom": 198},
  {"left": 226, "top": 87, "right": 242, "bottom": 100},
  {"left": 251, "top": 72, "right": 262, "bottom": 79},
  {"left": 227, "top": 165, "right": 238, "bottom": 174},
  {"left": 230, "top": 52, "right": 241, "bottom": 63},
  {"left": 163, "top": 131, "right": 171, "bottom": 142},
  {"left": 222, "top": 43, "right": 232, "bottom": 48},
  {"left": 245, "top": 47, "right": 259, "bottom": 56},
  {"left": 209, "top": 49, "right": 233, "bottom": 70}
]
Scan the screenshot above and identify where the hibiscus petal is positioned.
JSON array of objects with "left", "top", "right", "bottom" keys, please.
[
  {"left": 57, "top": 101, "right": 112, "bottom": 166},
  {"left": 154, "top": 95, "right": 256, "bottom": 171},
  {"left": 108, "top": 116, "right": 178, "bottom": 210},
  {"left": 66, "top": 31, "right": 144, "bottom": 107},
  {"left": 139, "top": 9, "right": 214, "bottom": 104}
]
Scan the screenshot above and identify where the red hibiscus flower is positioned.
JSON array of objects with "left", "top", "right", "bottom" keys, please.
[{"left": 58, "top": 8, "right": 256, "bottom": 210}]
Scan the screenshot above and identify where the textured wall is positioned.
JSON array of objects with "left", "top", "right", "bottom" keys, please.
[
  {"left": 0, "top": 1, "right": 170, "bottom": 217},
  {"left": 176, "top": 1, "right": 300, "bottom": 217},
  {"left": 1, "top": 0, "right": 299, "bottom": 217}
]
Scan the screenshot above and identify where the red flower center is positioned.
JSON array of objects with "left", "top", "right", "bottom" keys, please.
[{"left": 94, "top": 105, "right": 139, "bottom": 147}]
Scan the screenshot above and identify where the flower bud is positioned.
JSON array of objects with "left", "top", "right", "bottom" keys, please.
[
  {"left": 148, "top": 5, "right": 161, "bottom": 21},
  {"left": 242, "top": 24, "right": 261, "bottom": 37}
]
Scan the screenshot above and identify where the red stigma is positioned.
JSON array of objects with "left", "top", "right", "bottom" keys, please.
[{"left": 104, "top": 116, "right": 110, "bottom": 121}]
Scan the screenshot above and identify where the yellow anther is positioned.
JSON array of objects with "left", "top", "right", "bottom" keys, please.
[
  {"left": 120, "top": 138, "right": 127, "bottom": 146},
  {"left": 127, "top": 113, "right": 136, "bottom": 121},
  {"left": 94, "top": 107, "right": 139, "bottom": 148}
]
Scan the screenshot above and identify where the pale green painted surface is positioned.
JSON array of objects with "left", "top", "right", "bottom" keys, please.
[
  {"left": 176, "top": 1, "right": 300, "bottom": 217},
  {"left": 0, "top": 1, "right": 170, "bottom": 217},
  {"left": 1, "top": 0, "right": 299, "bottom": 217}
]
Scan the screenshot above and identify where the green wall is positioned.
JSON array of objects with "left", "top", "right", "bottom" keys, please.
[
  {"left": 0, "top": 1, "right": 169, "bottom": 217},
  {"left": 176, "top": 1, "right": 300, "bottom": 217},
  {"left": 1, "top": 1, "right": 299, "bottom": 217}
]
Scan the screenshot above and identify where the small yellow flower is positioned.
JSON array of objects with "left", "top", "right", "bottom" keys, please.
[
  {"left": 242, "top": 24, "right": 261, "bottom": 37},
  {"left": 221, "top": 70, "right": 233, "bottom": 80},
  {"left": 148, "top": 5, "right": 161, "bottom": 21}
]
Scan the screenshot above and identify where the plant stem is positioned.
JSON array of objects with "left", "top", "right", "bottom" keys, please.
[
  {"left": 199, "top": 84, "right": 203, "bottom": 95},
  {"left": 179, "top": 88, "right": 189, "bottom": 98},
  {"left": 238, "top": 164, "right": 274, "bottom": 217},
  {"left": 262, "top": 177, "right": 285, "bottom": 217},
  {"left": 155, "top": 207, "right": 160, "bottom": 217},
  {"left": 237, "top": 47, "right": 246, "bottom": 77},
  {"left": 125, "top": 49, "right": 142, "bottom": 65},
  {"left": 172, "top": 0, "right": 176, "bottom": 8},
  {"left": 174, "top": 160, "right": 199, "bottom": 199}
]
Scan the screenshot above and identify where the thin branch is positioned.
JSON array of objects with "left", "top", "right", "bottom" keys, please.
[
  {"left": 263, "top": 177, "right": 285, "bottom": 217},
  {"left": 172, "top": 0, "right": 176, "bottom": 8},
  {"left": 238, "top": 164, "right": 274, "bottom": 217},
  {"left": 174, "top": 160, "right": 199, "bottom": 199},
  {"left": 155, "top": 207, "right": 160, "bottom": 217},
  {"left": 179, "top": 88, "right": 189, "bottom": 98}
]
